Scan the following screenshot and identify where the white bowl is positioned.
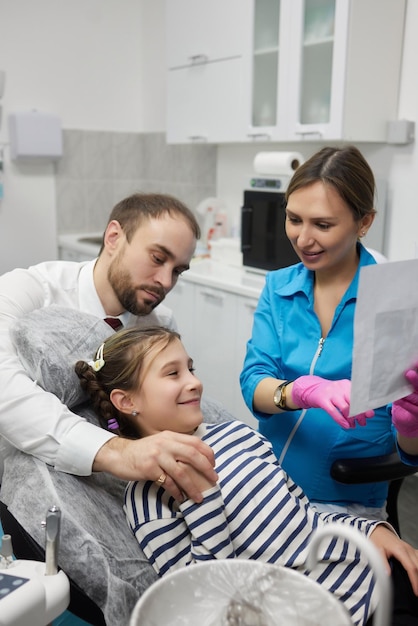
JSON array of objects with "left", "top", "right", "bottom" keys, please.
[{"left": 129, "top": 559, "right": 352, "bottom": 626}]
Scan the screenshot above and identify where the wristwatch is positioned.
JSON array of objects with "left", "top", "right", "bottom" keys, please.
[{"left": 273, "top": 380, "right": 295, "bottom": 411}]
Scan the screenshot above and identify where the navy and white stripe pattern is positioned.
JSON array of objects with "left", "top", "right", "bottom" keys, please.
[{"left": 125, "top": 421, "right": 382, "bottom": 625}]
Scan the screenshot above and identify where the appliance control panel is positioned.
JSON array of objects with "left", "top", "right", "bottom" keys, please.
[{"left": 248, "top": 176, "right": 289, "bottom": 191}]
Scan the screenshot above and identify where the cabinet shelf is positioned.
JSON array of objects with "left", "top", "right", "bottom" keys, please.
[
  {"left": 303, "top": 36, "right": 334, "bottom": 47},
  {"left": 253, "top": 46, "right": 279, "bottom": 56}
]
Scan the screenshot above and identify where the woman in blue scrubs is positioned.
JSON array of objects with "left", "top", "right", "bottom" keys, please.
[{"left": 240, "top": 145, "right": 418, "bottom": 521}]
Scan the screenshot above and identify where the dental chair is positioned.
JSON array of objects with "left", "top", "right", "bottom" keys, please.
[
  {"left": 1, "top": 306, "right": 417, "bottom": 625},
  {"left": 0, "top": 391, "right": 236, "bottom": 626},
  {"left": 331, "top": 450, "right": 418, "bottom": 535},
  {"left": 332, "top": 453, "right": 418, "bottom": 626},
  {"left": 1, "top": 451, "right": 415, "bottom": 626}
]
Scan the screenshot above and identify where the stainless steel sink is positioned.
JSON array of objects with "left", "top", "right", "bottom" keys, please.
[{"left": 78, "top": 236, "right": 102, "bottom": 245}]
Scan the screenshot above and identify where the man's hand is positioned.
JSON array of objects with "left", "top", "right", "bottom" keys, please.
[
  {"left": 370, "top": 525, "right": 418, "bottom": 595},
  {"left": 93, "top": 430, "right": 217, "bottom": 503}
]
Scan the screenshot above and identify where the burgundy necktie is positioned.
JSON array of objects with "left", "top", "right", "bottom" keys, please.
[{"left": 104, "top": 317, "right": 123, "bottom": 331}]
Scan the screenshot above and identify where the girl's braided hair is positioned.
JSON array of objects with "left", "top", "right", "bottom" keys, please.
[{"left": 75, "top": 325, "right": 180, "bottom": 437}]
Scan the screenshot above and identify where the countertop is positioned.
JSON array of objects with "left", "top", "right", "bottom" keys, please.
[{"left": 185, "top": 258, "right": 266, "bottom": 298}]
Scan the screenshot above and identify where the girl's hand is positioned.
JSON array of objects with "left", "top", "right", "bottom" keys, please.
[
  {"left": 94, "top": 431, "right": 218, "bottom": 503},
  {"left": 370, "top": 525, "right": 418, "bottom": 595},
  {"left": 176, "top": 460, "right": 217, "bottom": 499}
]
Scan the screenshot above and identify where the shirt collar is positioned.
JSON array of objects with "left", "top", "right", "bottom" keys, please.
[
  {"left": 274, "top": 262, "right": 313, "bottom": 298},
  {"left": 78, "top": 259, "right": 130, "bottom": 325}
]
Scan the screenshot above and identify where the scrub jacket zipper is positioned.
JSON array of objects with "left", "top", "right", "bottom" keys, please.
[{"left": 278, "top": 336, "right": 325, "bottom": 465}]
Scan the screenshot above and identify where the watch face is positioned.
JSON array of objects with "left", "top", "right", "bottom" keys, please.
[{"left": 274, "top": 382, "right": 287, "bottom": 408}]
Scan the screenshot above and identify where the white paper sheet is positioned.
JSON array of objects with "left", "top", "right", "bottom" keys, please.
[{"left": 350, "top": 258, "right": 418, "bottom": 416}]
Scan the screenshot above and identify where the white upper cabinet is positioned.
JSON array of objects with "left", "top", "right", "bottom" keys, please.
[
  {"left": 165, "top": 0, "right": 252, "bottom": 144},
  {"left": 166, "top": 0, "right": 247, "bottom": 69},
  {"left": 245, "top": 0, "right": 406, "bottom": 142},
  {"left": 166, "top": 0, "right": 406, "bottom": 144},
  {"left": 166, "top": 56, "right": 247, "bottom": 144},
  {"left": 243, "top": 0, "right": 290, "bottom": 141}
]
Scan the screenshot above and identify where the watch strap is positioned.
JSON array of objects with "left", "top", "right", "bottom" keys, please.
[{"left": 273, "top": 380, "right": 296, "bottom": 411}]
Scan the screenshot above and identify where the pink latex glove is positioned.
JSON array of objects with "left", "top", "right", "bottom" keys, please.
[
  {"left": 392, "top": 392, "right": 418, "bottom": 438},
  {"left": 405, "top": 362, "right": 418, "bottom": 392},
  {"left": 291, "top": 375, "right": 375, "bottom": 429}
]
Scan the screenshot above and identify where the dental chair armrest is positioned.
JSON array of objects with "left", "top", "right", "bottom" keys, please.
[{"left": 331, "top": 452, "right": 418, "bottom": 484}]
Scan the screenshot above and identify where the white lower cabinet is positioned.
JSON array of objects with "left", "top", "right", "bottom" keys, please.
[
  {"left": 164, "top": 273, "right": 260, "bottom": 427},
  {"left": 193, "top": 285, "right": 237, "bottom": 416},
  {"left": 234, "top": 294, "right": 259, "bottom": 427},
  {"left": 163, "top": 279, "right": 196, "bottom": 357}
]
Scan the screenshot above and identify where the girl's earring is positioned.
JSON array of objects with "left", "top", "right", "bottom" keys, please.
[{"left": 132, "top": 410, "right": 138, "bottom": 417}]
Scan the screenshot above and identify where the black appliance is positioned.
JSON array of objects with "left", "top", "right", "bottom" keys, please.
[{"left": 241, "top": 177, "right": 300, "bottom": 272}]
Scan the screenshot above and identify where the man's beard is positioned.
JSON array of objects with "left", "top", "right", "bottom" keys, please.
[{"left": 108, "top": 259, "right": 165, "bottom": 316}]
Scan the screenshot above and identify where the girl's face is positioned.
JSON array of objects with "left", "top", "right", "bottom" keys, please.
[
  {"left": 129, "top": 338, "right": 203, "bottom": 436},
  {"left": 285, "top": 181, "right": 372, "bottom": 274}
]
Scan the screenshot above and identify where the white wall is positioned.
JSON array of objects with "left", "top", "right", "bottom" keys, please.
[
  {"left": 0, "top": 0, "right": 166, "bottom": 273},
  {"left": 1, "top": 0, "right": 417, "bottom": 272},
  {"left": 386, "top": 0, "right": 418, "bottom": 260}
]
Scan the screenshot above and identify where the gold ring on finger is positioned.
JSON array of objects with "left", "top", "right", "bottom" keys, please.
[{"left": 156, "top": 472, "right": 166, "bottom": 485}]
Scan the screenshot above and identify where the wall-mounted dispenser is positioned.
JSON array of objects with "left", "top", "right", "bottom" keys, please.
[
  {"left": 8, "top": 111, "right": 63, "bottom": 160},
  {"left": 0, "top": 71, "right": 5, "bottom": 99},
  {"left": 0, "top": 71, "right": 5, "bottom": 134},
  {"left": 0, "top": 147, "right": 4, "bottom": 200}
]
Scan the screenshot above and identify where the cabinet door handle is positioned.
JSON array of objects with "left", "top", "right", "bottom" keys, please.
[
  {"left": 188, "top": 54, "right": 208, "bottom": 65},
  {"left": 188, "top": 135, "right": 208, "bottom": 142},
  {"left": 201, "top": 290, "right": 226, "bottom": 303},
  {"left": 294, "top": 130, "right": 323, "bottom": 138},
  {"left": 246, "top": 132, "right": 271, "bottom": 141}
]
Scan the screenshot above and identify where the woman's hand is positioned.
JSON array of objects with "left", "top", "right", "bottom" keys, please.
[
  {"left": 369, "top": 524, "right": 418, "bottom": 595},
  {"left": 392, "top": 392, "right": 418, "bottom": 438},
  {"left": 391, "top": 362, "right": 418, "bottom": 455},
  {"left": 405, "top": 362, "right": 418, "bottom": 392},
  {"left": 93, "top": 430, "right": 218, "bottom": 503},
  {"left": 290, "top": 375, "right": 374, "bottom": 428}
]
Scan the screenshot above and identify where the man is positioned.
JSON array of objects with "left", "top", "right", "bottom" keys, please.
[{"left": 0, "top": 193, "right": 217, "bottom": 503}]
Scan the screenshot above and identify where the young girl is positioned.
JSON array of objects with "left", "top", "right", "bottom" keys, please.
[{"left": 75, "top": 326, "right": 418, "bottom": 626}]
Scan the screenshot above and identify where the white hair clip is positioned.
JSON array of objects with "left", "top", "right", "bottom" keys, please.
[{"left": 88, "top": 343, "right": 105, "bottom": 372}]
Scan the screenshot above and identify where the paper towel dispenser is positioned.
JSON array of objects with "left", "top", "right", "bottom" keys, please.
[
  {"left": 8, "top": 111, "right": 63, "bottom": 160},
  {"left": 241, "top": 152, "right": 304, "bottom": 272},
  {"left": 0, "top": 71, "right": 5, "bottom": 100}
]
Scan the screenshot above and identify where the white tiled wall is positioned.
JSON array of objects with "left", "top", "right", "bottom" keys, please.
[{"left": 54, "top": 130, "right": 217, "bottom": 235}]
